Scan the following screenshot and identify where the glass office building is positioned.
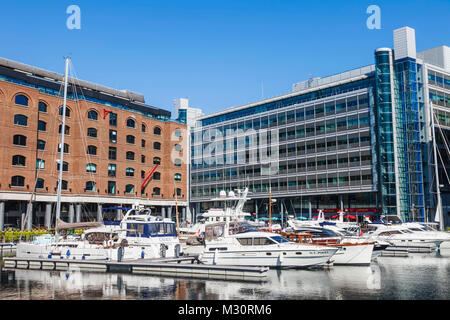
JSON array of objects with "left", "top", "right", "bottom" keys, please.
[{"left": 190, "top": 27, "right": 450, "bottom": 227}]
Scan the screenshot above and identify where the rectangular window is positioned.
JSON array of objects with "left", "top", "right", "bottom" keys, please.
[
  {"left": 109, "top": 130, "right": 117, "bottom": 143},
  {"left": 109, "top": 112, "right": 117, "bottom": 126},
  {"left": 305, "top": 106, "right": 314, "bottom": 119},
  {"left": 296, "top": 108, "right": 304, "bottom": 121},
  {"left": 237, "top": 238, "right": 253, "bottom": 246},
  {"left": 108, "top": 181, "right": 116, "bottom": 194},
  {"left": 336, "top": 100, "right": 346, "bottom": 113},
  {"left": 36, "top": 159, "right": 45, "bottom": 170},
  {"left": 315, "top": 104, "right": 324, "bottom": 118},
  {"left": 325, "top": 102, "right": 335, "bottom": 115},
  {"left": 108, "top": 164, "right": 116, "bottom": 177},
  {"left": 109, "top": 147, "right": 117, "bottom": 160}
]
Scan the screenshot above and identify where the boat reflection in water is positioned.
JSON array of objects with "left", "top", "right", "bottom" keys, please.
[
  {"left": 2, "top": 248, "right": 449, "bottom": 300},
  {"left": 6, "top": 266, "right": 380, "bottom": 300}
]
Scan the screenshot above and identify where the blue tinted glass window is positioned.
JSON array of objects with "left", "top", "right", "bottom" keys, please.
[
  {"left": 88, "top": 110, "right": 98, "bottom": 120},
  {"left": 14, "top": 114, "right": 28, "bottom": 126},
  {"left": 15, "top": 94, "right": 28, "bottom": 106},
  {"left": 38, "top": 101, "right": 47, "bottom": 112},
  {"left": 38, "top": 120, "right": 46, "bottom": 131}
]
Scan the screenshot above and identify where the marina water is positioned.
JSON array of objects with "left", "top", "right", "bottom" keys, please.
[{"left": 1, "top": 248, "right": 449, "bottom": 300}]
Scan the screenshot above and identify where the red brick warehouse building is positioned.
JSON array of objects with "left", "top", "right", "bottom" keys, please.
[{"left": 0, "top": 57, "right": 188, "bottom": 230}]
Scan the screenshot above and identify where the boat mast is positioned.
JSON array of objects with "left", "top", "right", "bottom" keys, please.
[
  {"left": 55, "top": 57, "right": 70, "bottom": 237},
  {"left": 430, "top": 102, "right": 444, "bottom": 230},
  {"left": 269, "top": 185, "right": 272, "bottom": 228},
  {"left": 175, "top": 187, "right": 180, "bottom": 238}
]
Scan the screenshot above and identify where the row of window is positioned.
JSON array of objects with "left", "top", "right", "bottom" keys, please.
[
  {"left": 193, "top": 112, "right": 370, "bottom": 146},
  {"left": 434, "top": 109, "right": 450, "bottom": 128},
  {"left": 192, "top": 133, "right": 371, "bottom": 168},
  {"left": 13, "top": 95, "right": 174, "bottom": 136},
  {"left": 12, "top": 115, "right": 172, "bottom": 147},
  {"left": 201, "top": 81, "right": 371, "bottom": 126},
  {"left": 13, "top": 137, "right": 179, "bottom": 165},
  {"left": 192, "top": 153, "right": 372, "bottom": 183},
  {"left": 429, "top": 89, "right": 450, "bottom": 108},
  {"left": 12, "top": 151, "right": 176, "bottom": 168},
  {"left": 428, "top": 70, "right": 450, "bottom": 91},
  {"left": 13, "top": 114, "right": 70, "bottom": 133},
  {"left": 13, "top": 134, "right": 166, "bottom": 155},
  {"left": 193, "top": 124, "right": 371, "bottom": 158},
  {"left": 12, "top": 155, "right": 183, "bottom": 175},
  {"left": 191, "top": 174, "right": 373, "bottom": 197},
  {"left": 9, "top": 175, "right": 182, "bottom": 196}
]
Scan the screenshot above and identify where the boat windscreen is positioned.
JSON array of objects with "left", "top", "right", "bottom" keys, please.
[
  {"left": 229, "top": 222, "right": 258, "bottom": 235},
  {"left": 270, "top": 235, "right": 289, "bottom": 243}
]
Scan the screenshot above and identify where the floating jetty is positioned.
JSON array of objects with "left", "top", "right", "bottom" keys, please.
[
  {"left": 380, "top": 248, "right": 409, "bottom": 257},
  {"left": 0, "top": 243, "right": 16, "bottom": 255},
  {"left": 380, "top": 245, "right": 436, "bottom": 257},
  {"left": 2, "top": 256, "right": 268, "bottom": 281}
]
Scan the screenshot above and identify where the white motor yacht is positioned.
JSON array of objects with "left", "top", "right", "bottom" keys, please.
[
  {"left": 180, "top": 188, "right": 253, "bottom": 241},
  {"left": 364, "top": 223, "right": 450, "bottom": 250},
  {"left": 360, "top": 215, "right": 450, "bottom": 250},
  {"left": 16, "top": 205, "right": 182, "bottom": 261},
  {"left": 200, "top": 221, "right": 337, "bottom": 268},
  {"left": 283, "top": 220, "right": 381, "bottom": 265},
  {"left": 287, "top": 211, "right": 359, "bottom": 231}
]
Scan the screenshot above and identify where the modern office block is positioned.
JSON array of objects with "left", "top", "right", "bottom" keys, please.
[{"left": 190, "top": 27, "right": 450, "bottom": 227}]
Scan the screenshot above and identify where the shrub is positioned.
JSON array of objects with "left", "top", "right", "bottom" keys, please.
[{"left": 0, "top": 228, "right": 80, "bottom": 242}]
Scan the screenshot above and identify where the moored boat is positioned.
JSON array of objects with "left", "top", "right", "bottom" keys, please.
[{"left": 200, "top": 221, "right": 337, "bottom": 268}]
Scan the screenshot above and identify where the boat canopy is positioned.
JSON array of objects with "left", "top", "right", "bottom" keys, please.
[
  {"left": 126, "top": 221, "right": 177, "bottom": 237},
  {"left": 55, "top": 218, "right": 103, "bottom": 231}
]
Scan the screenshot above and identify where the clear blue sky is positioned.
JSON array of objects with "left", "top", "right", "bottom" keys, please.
[{"left": 1, "top": 0, "right": 449, "bottom": 116}]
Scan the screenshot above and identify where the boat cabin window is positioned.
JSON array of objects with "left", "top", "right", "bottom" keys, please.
[
  {"left": 149, "top": 222, "right": 177, "bottom": 237},
  {"left": 237, "top": 238, "right": 252, "bottom": 246},
  {"left": 320, "top": 229, "right": 341, "bottom": 237},
  {"left": 127, "top": 223, "right": 145, "bottom": 237},
  {"left": 270, "top": 236, "right": 289, "bottom": 243},
  {"left": 297, "top": 230, "right": 328, "bottom": 237},
  {"left": 253, "top": 237, "right": 276, "bottom": 245},
  {"left": 86, "top": 232, "right": 118, "bottom": 244},
  {"left": 127, "top": 209, "right": 138, "bottom": 216},
  {"left": 408, "top": 228, "right": 423, "bottom": 232},
  {"left": 205, "top": 223, "right": 226, "bottom": 241},
  {"left": 228, "top": 222, "right": 258, "bottom": 235},
  {"left": 379, "top": 230, "right": 402, "bottom": 236},
  {"left": 384, "top": 215, "right": 403, "bottom": 223},
  {"left": 127, "top": 222, "right": 177, "bottom": 237},
  {"left": 338, "top": 230, "right": 353, "bottom": 236}
]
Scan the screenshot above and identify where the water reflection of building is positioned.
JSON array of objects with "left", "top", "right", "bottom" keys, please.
[{"left": 5, "top": 252, "right": 450, "bottom": 300}]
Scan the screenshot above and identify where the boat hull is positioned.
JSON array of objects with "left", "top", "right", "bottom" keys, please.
[
  {"left": 16, "top": 242, "right": 182, "bottom": 261},
  {"left": 200, "top": 247, "right": 336, "bottom": 268},
  {"left": 328, "top": 243, "right": 374, "bottom": 265},
  {"left": 16, "top": 242, "right": 109, "bottom": 260}
]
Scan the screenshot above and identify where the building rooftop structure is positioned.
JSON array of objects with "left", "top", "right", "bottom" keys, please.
[{"left": 0, "top": 57, "right": 171, "bottom": 121}]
